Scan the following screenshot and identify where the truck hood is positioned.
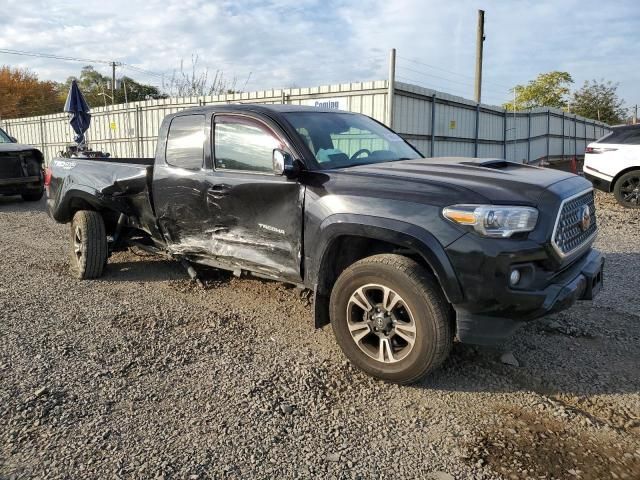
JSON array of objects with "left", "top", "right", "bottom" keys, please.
[
  {"left": 338, "top": 157, "right": 580, "bottom": 206},
  {"left": 0, "top": 143, "right": 44, "bottom": 159}
]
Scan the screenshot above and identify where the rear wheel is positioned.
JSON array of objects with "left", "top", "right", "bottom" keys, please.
[
  {"left": 614, "top": 170, "right": 640, "bottom": 208},
  {"left": 330, "top": 254, "right": 453, "bottom": 384},
  {"left": 69, "top": 210, "right": 108, "bottom": 279},
  {"left": 21, "top": 189, "right": 44, "bottom": 202}
]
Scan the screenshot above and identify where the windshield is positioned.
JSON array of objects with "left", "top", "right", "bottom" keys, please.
[
  {"left": 283, "top": 112, "right": 422, "bottom": 169},
  {"left": 0, "top": 129, "right": 13, "bottom": 143}
]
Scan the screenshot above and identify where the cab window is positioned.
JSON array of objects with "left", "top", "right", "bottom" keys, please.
[
  {"left": 166, "top": 115, "right": 206, "bottom": 170},
  {"left": 214, "top": 115, "right": 284, "bottom": 172}
]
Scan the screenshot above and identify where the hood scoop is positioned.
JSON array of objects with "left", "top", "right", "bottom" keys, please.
[{"left": 458, "top": 159, "right": 522, "bottom": 170}]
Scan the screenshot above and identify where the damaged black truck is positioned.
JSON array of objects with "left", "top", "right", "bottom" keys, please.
[{"left": 47, "top": 105, "right": 604, "bottom": 383}]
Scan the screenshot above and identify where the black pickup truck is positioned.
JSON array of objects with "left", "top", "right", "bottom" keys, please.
[
  {"left": 47, "top": 105, "right": 604, "bottom": 383},
  {"left": 0, "top": 128, "right": 45, "bottom": 201}
]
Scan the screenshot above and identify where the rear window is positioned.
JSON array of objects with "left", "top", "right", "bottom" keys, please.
[
  {"left": 596, "top": 127, "right": 640, "bottom": 145},
  {"left": 166, "top": 115, "right": 206, "bottom": 169}
]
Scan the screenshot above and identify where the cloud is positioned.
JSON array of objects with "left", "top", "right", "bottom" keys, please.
[{"left": 0, "top": 0, "right": 638, "bottom": 108}]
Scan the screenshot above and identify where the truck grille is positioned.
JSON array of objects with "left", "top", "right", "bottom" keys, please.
[
  {"left": 0, "top": 154, "right": 24, "bottom": 178},
  {"left": 552, "top": 189, "right": 597, "bottom": 257}
]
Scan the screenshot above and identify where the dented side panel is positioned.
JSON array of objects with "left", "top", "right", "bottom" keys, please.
[
  {"left": 152, "top": 164, "right": 304, "bottom": 283},
  {"left": 47, "top": 158, "right": 160, "bottom": 239}
]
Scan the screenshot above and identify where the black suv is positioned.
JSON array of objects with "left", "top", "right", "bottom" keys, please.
[{"left": 0, "top": 128, "right": 45, "bottom": 202}]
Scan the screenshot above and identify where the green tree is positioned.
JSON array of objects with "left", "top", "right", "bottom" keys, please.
[
  {"left": 63, "top": 66, "right": 166, "bottom": 108},
  {"left": 571, "top": 80, "right": 627, "bottom": 125},
  {"left": 503, "top": 71, "right": 574, "bottom": 110}
]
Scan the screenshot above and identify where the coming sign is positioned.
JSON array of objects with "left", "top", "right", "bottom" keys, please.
[{"left": 301, "top": 97, "right": 348, "bottom": 110}]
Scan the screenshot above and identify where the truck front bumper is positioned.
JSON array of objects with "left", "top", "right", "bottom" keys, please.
[
  {"left": 449, "top": 244, "right": 604, "bottom": 345},
  {"left": 0, "top": 176, "right": 43, "bottom": 195}
]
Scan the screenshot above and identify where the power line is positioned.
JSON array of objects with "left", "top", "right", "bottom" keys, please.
[
  {"left": 0, "top": 47, "right": 170, "bottom": 82},
  {"left": 398, "top": 54, "right": 513, "bottom": 90},
  {"left": 396, "top": 75, "right": 506, "bottom": 105},
  {"left": 396, "top": 64, "right": 508, "bottom": 96},
  {"left": 121, "top": 64, "right": 168, "bottom": 79},
  {"left": 396, "top": 75, "right": 470, "bottom": 98},
  {"left": 0, "top": 48, "right": 113, "bottom": 66}
]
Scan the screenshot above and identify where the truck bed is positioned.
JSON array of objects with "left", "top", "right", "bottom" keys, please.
[
  {"left": 47, "top": 156, "right": 161, "bottom": 241},
  {"left": 69, "top": 156, "right": 155, "bottom": 166}
]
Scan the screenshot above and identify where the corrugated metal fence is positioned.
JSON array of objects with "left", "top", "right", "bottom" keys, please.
[
  {"left": 2, "top": 79, "right": 608, "bottom": 164},
  {"left": 393, "top": 82, "right": 610, "bottom": 161}
]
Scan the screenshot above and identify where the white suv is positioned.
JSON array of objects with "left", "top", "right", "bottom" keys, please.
[{"left": 584, "top": 125, "right": 640, "bottom": 208}]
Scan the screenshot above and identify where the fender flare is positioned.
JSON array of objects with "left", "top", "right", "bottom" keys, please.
[
  {"left": 308, "top": 214, "right": 464, "bottom": 327},
  {"left": 52, "top": 185, "right": 121, "bottom": 223}
]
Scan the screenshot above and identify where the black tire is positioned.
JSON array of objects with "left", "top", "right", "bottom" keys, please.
[
  {"left": 613, "top": 170, "right": 640, "bottom": 208},
  {"left": 70, "top": 210, "right": 108, "bottom": 279},
  {"left": 330, "top": 254, "right": 453, "bottom": 384},
  {"left": 21, "top": 189, "right": 44, "bottom": 202}
]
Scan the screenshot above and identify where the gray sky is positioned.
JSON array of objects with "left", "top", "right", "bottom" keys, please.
[{"left": 1, "top": 0, "right": 638, "bottom": 110}]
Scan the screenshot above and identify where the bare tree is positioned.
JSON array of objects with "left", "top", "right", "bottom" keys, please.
[{"left": 162, "top": 55, "right": 250, "bottom": 97}]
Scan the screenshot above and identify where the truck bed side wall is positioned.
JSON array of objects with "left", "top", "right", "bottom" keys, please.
[{"left": 48, "top": 158, "right": 161, "bottom": 239}]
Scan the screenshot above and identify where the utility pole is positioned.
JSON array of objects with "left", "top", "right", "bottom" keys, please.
[
  {"left": 474, "top": 9, "right": 485, "bottom": 103},
  {"left": 387, "top": 48, "right": 396, "bottom": 128},
  {"left": 634, "top": 105, "right": 638, "bottom": 124},
  {"left": 110, "top": 61, "right": 117, "bottom": 106}
]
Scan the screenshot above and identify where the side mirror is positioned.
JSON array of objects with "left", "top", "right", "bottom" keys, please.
[
  {"left": 9, "top": 136, "right": 17, "bottom": 143},
  {"left": 273, "top": 149, "right": 300, "bottom": 178}
]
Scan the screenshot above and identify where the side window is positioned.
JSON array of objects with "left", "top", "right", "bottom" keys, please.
[
  {"left": 166, "top": 115, "right": 205, "bottom": 170},
  {"left": 598, "top": 128, "right": 640, "bottom": 145},
  {"left": 622, "top": 130, "right": 640, "bottom": 145},
  {"left": 214, "top": 115, "right": 283, "bottom": 172}
]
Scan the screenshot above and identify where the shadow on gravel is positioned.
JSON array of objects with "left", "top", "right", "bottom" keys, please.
[
  {"left": 0, "top": 195, "right": 46, "bottom": 213},
  {"left": 101, "top": 259, "right": 184, "bottom": 282},
  {"left": 101, "top": 258, "right": 234, "bottom": 286}
]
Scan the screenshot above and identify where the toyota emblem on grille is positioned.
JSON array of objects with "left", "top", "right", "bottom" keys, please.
[{"left": 579, "top": 205, "right": 591, "bottom": 231}]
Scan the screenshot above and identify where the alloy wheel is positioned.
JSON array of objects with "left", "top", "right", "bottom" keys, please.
[
  {"left": 346, "top": 284, "right": 416, "bottom": 363},
  {"left": 74, "top": 226, "right": 83, "bottom": 262},
  {"left": 620, "top": 175, "right": 640, "bottom": 206}
]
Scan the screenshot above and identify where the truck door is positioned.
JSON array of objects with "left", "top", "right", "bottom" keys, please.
[{"left": 204, "top": 114, "right": 304, "bottom": 283}]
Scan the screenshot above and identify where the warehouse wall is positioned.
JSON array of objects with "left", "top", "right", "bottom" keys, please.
[{"left": 2, "top": 79, "right": 608, "bottom": 165}]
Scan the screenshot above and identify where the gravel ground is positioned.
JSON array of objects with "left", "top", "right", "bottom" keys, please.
[{"left": 0, "top": 191, "right": 639, "bottom": 480}]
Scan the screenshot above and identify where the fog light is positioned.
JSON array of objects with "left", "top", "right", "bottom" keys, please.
[{"left": 510, "top": 269, "right": 521, "bottom": 286}]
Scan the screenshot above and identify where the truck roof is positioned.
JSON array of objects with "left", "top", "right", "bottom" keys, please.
[{"left": 164, "top": 103, "right": 356, "bottom": 117}]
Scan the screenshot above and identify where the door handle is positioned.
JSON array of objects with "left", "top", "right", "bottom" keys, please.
[{"left": 206, "top": 183, "right": 231, "bottom": 199}]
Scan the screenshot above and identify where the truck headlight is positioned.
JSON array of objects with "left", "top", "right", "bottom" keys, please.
[{"left": 443, "top": 205, "right": 539, "bottom": 238}]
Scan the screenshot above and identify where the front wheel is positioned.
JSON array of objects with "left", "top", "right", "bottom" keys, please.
[
  {"left": 614, "top": 170, "right": 640, "bottom": 208},
  {"left": 69, "top": 210, "right": 108, "bottom": 279},
  {"left": 330, "top": 254, "right": 453, "bottom": 384}
]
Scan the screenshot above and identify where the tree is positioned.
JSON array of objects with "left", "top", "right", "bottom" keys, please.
[
  {"left": 62, "top": 66, "right": 166, "bottom": 107},
  {"left": 162, "top": 55, "right": 248, "bottom": 97},
  {"left": 571, "top": 80, "right": 627, "bottom": 125},
  {"left": 503, "top": 71, "right": 574, "bottom": 110},
  {"left": 0, "top": 66, "right": 64, "bottom": 119}
]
